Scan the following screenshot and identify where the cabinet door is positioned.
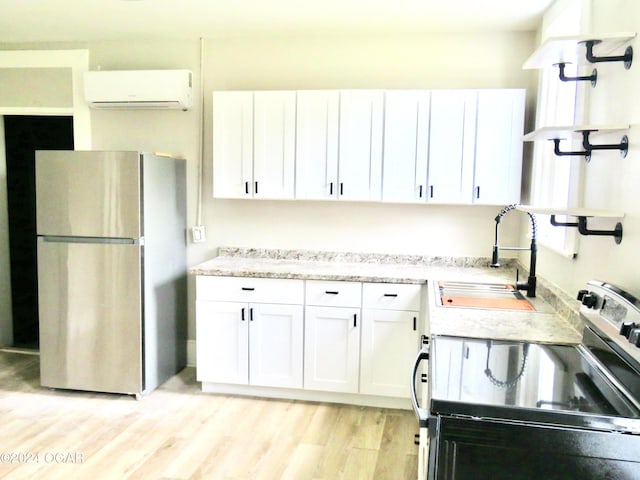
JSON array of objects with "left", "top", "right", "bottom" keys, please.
[
  {"left": 304, "top": 306, "right": 361, "bottom": 393},
  {"left": 196, "top": 300, "right": 248, "bottom": 384},
  {"left": 253, "top": 91, "right": 297, "bottom": 199},
  {"left": 338, "top": 90, "right": 384, "bottom": 201},
  {"left": 360, "top": 309, "right": 420, "bottom": 397},
  {"left": 212, "top": 91, "right": 253, "bottom": 198},
  {"left": 473, "top": 89, "right": 525, "bottom": 205},
  {"left": 249, "top": 303, "right": 304, "bottom": 388},
  {"left": 295, "top": 90, "right": 340, "bottom": 200},
  {"left": 382, "top": 90, "right": 431, "bottom": 203},
  {"left": 427, "top": 90, "right": 477, "bottom": 204}
]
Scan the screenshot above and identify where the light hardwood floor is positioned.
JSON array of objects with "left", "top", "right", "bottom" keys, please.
[{"left": 0, "top": 351, "right": 418, "bottom": 480}]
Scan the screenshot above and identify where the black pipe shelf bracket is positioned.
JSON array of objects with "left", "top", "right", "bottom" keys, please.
[
  {"left": 582, "top": 39, "right": 633, "bottom": 70},
  {"left": 516, "top": 206, "right": 625, "bottom": 246},
  {"left": 554, "top": 62, "right": 597, "bottom": 87},
  {"left": 550, "top": 215, "right": 623, "bottom": 244},
  {"left": 534, "top": 127, "right": 630, "bottom": 162}
]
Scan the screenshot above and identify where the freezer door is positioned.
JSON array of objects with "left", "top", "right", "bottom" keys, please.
[
  {"left": 37, "top": 237, "right": 143, "bottom": 394},
  {"left": 36, "top": 150, "right": 142, "bottom": 238}
]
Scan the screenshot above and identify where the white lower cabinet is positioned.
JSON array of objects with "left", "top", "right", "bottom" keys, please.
[
  {"left": 196, "top": 276, "right": 424, "bottom": 404},
  {"left": 360, "top": 283, "right": 422, "bottom": 398},
  {"left": 196, "top": 276, "right": 304, "bottom": 389},
  {"left": 303, "top": 280, "right": 362, "bottom": 393},
  {"left": 304, "top": 305, "right": 360, "bottom": 393},
  {"left": 196, "top": 300, "right": 248, "bottom": 385},
  {"left": 196, "top": 300, "right": 303, "bottom": 388},
  {"left": 360, "top": 309, "right": 420, "bottom": 398}
]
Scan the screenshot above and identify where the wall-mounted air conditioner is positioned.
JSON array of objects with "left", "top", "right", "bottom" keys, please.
[{"left": 83, "top": 69, "right": 193, "bottom": 110}]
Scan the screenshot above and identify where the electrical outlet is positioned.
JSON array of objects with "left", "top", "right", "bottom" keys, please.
[{"left": 191, "top": 226, "right": 206, "bottom": 243}]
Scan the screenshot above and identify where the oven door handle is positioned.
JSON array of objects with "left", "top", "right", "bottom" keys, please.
[{"left": 411, "top": 349, "right": 430, "bottom": 428}]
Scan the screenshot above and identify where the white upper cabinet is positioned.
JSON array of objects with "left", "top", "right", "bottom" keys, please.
[
  {"left": 382, "top": 90, "right": 431, "bottom": 203},
  {"left": 212, "top": 90, "right": 296, "bottom": 199},
  {"left": 212, "top": 91, "right": 253, "bottom": 199},
  {"left": 253, "top": 91, "right": 297, "bottom": 199},
  {"left": 296, "top": 90, "right": 384, "bottom": 201},
  {"left": 473, "top": 89, "right": 525, "bottom": 205},
  {"left": 427, "top": 90, "right": 478, "bottom": 204},
  {"left": 214, "top": 88, "right": 524, "bottom": 205},
  {"left": 295, "top": 90, "right": 340, "bottom": 200},
  {"left": 338, "top": 90, "right": 384, "bottom": 201}
]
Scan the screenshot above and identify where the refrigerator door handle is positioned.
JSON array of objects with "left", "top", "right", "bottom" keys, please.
[{"left": 39, "top": 236, "right": 139, "bottom": 245}]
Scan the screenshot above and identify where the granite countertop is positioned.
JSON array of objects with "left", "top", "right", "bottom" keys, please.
[{"left": 190, "top": 247, "right": 583, "bottom": 345}]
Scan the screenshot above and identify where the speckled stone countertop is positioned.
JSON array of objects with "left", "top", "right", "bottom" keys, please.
[{"left": 190, "top": 247, "right": 583, "bottom": 344}]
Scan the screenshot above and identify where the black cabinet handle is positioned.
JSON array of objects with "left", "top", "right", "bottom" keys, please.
[
  {"left": 340, "top": 183, "right": 344, "bottom": 196},
  {"left": 419, "top": 185, "right": 423, "bottom": 198},
  {"left": 250, "top": 308, "right": 254, "bottom": 321},
  {"left": 241, "top": 287, "right": 255, "bottom": 291},
  {"left": 325, "top": 291, "right": 339, "bottom": 295},
  {"left": 330, "top": 182, "right": 333, "bottom": 195},
  {"left": 353, "top": 314, "right": 357, "bottom": 327},
  {"left": 245, "top": 181, "right": 249, "bottom": 194},
  {"left": 241, "top": 307, "right": 246, "bottom": 321},
  {"left": 255, "top": 181, "right": 259, "bottom": 195},
  {"left": 429, "top": 185, "right": 434, "bottom": 198},
  {"left": 476, "top": 186, "right": 480, "bottom": 199},
  {"left": 413, "top": 316, "right": 417, "bottom": 331},
  {"left": 383, "top": 293, "right": 398, "bottom": 297}
]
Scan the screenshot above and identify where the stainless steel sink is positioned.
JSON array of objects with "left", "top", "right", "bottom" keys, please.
[{"left": 437, "top": 281, "right": 535, "bottom": 311}]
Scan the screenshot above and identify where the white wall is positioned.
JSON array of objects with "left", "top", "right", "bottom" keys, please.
[
  {"left": 531, "top": 0, "right": 640, "bottom": 297},
  {"left": 198, "top": 32, "right": 537, "bottom": 261},
  {"left": 0, "top": 31, "right": 536, "bottom": 341}
]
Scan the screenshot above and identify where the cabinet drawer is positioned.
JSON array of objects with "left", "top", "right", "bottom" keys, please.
[
  {"left": 305, "top": 280, "right": 362, "bottom": 307},
  {"left": 197, "top": 276, "right": 304, "bottom": 304},
  {"left": 362, "top": 282, "right": 422, "bottom": 311}
]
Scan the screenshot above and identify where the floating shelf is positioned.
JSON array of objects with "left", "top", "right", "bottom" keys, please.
[
  {"left": 523, "top": 125, "right": 629, "bottom": 142},
  {"left": 517, "top": 206, "right": 624, "bottom": 244},
  {"left": 523, "top": 125, "right": 630, "bottom": 161},
  {"left": 523, "top": 32, "right": 636, "bottom": 69}
]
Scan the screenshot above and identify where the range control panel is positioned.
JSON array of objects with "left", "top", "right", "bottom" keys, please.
[{"left": 579, "top": 281, "right": 640, "bottom": 365}]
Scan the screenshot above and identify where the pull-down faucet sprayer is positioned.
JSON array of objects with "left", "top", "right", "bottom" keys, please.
[{"left": 490, "top": 204, "right": 537, "bottom": 298}]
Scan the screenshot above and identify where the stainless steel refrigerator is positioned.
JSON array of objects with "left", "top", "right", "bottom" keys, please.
[{"left": 35, "top": 150, "right": 187, "bottom": 397}]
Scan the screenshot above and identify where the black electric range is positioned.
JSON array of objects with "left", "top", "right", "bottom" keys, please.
[{"left": 415, "top": 281, "right": 640, "bottom": 480}]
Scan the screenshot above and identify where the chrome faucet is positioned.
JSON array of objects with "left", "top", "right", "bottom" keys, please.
[{"left": 490, "top": 204, "right": 537, "bottom": 298}]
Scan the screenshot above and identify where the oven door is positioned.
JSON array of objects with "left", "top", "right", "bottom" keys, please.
[{"left": 429, "top": 414, "right": 640, "bottom": 480}]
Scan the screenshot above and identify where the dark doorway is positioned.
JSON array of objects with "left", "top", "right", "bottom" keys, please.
[{"left": 4, "top": 115, "right": 74, "bottom": 349}]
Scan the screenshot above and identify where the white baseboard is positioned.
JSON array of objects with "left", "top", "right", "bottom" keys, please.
[{"left": 201, "top": 382, "right": 412, "bottom": 410}]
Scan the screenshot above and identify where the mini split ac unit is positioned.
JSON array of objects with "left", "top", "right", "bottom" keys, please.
[{"left": 83, "top": 69, "right": 193, "bottom": 110}]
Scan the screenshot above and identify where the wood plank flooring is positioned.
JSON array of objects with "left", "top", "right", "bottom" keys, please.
[{"left": 0, "top": 351, "right": 418, "bottom": 480}]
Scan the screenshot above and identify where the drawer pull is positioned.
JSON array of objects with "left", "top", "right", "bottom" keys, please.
[
  {"left": 413, "top": 316, "right": 417, "bottom": 331},
  {"left": 383, "top": 293, "right": 398, "bottom": 297},
  {"left": 241, "top": 308, "right": 246, "bottom": 321},
  {"left": 250, "top": 308, "right": 254, "bottom": 321},
  {"left": 325, "top": 290, "right": 339, "bottom": 295},
  {"left": 353, "top": 314, "right": 357, "bottom": 327},
  {"left": 241, "top": 287, "right": 255, "bottom": 291}
]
